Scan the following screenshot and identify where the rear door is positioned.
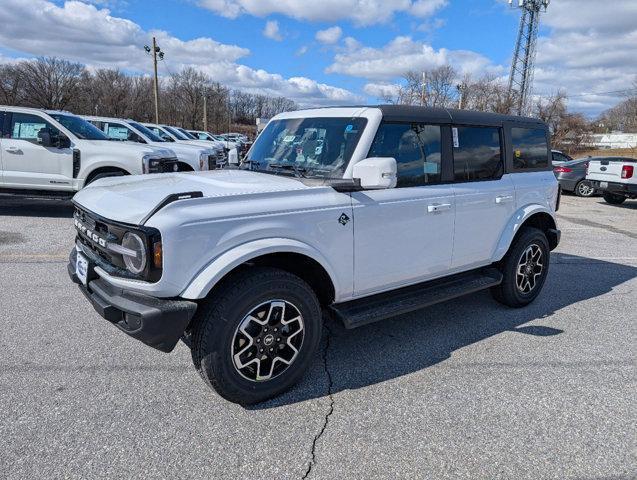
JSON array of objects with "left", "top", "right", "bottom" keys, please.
[
  {"left": 1, "top": 111, "right": 74, "bottom": 190},
  {"left": 451, "top": 125, "right": 515, "bottom": 269},
  {"left": 352, "top": 122, "right": 455, "bottom": 296}
]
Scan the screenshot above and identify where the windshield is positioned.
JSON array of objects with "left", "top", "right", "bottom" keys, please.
[
  {"left": 245, "top": 117, "right": 367, "bottom": 178},
  {"left": 50, "top": 114, "right": 109, "bottom": 140},
  {"left": 178, "top": 128, "right": 197, "bottom": 140},
  {"left": 130, "top": 122, "right": 164, "bottom": 142},
  {"left": 164, "top": 126, "right": 189, "bottom": 140}
]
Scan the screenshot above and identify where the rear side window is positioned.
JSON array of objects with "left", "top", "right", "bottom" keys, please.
[
  {"left": 369, "top": 123, "right": 442, "bottom": 187},
  {"left": 512, "top": 127, "right": 549, "bottom": 169},
  {"left": 453, "top": 126, "right": 502, "bottom": 182}
]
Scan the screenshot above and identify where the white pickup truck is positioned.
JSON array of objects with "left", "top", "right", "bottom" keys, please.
[
  {"left": 586, "top": 156, "right": 636, "bottom": 204},
  {"left": 83, "top": 115, "right": 220, "bottom": 172},
  {"left": 68, "top": 106, "right": 560, "bottom": 404},
  {"left": 0, "top": 106, "right": 178, "bottom": 196}
]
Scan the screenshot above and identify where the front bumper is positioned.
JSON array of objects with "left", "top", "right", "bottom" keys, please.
[
  {"left": 590, "top": 180, "right": 637, "bottom": 196},
  {"left": 68, "top": 248, "right": 197, "bottom": 353}
]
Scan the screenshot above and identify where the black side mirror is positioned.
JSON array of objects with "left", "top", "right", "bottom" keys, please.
[
  {"left": 57, "top": 134, "right": 71, "bottom": 149},
  {"left": 37, "top": 128, "right": 53, "bottom": 147}
]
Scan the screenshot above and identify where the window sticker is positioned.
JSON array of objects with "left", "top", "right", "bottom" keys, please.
[
  {"left": 283, "top": 135, "right": 296, "bottom": 143},
  {"left": 515, "top": 149, "right": 522, "bottom": 158},
  {"left": 423, "top": 161, "right": 439, "bottom": 174},
  {"left": 452, "top": 127, "right": 459, "bottom": 148},
  {"left": 13, "top": 122, "right": 46, "bottom": 139},
  {"left": 345, "top": 124, "right": 354, "bottom": 132}
]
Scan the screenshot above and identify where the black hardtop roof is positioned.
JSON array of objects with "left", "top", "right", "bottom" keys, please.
[
  {"left": 376, "top": 104, "right": 545, "bottom": 127},
  {"left": 298, "top": 105, "right": 545, "bottom": 127}
]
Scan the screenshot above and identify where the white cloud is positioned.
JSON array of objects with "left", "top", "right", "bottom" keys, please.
[
  {"left": 198, "top": 0, "right": 447, "bottom": 26},
  {"left": 327, "top": 36, "right": 501, "bottom": 81},
  {"left": 363, "top": 83, "right": 401, "bottom": 100},
  {"left": 263, "top": 20, "right": 283, "bottom": 41},
  {"left": 531, "top": 0, "right": 637, "bottom": 115},
  {"left": 315, "top": 26, "right": 342, "bottom": 45},
  {"left": 0, "top": 0, "right": 362, "bottom": 106}
]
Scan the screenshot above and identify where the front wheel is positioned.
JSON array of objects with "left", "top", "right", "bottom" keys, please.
[
  {"left": 603, "top": 192, "right": 626, "bottom": 205},
  {"left": 491, "top": 227, "right": 550, "bottom": 308},
  {"left": 190, "top": 267, "right": 323, "bottom": 405}
]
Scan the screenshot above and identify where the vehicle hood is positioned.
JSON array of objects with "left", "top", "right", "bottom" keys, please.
[
  {"left": 73, "top": 170, "right": 311, "bottom": 225},
  {"left": 77, "top": 140, "right": 164, "bottom": 156}
]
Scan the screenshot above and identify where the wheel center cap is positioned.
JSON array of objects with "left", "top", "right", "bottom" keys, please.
[{"left": 263, "top": 334, "right": 274, "bottom": 346}]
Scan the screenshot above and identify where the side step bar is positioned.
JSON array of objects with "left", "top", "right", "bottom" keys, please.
[{"left": 330, "top": 267, "right": 503, "bottom": 329}]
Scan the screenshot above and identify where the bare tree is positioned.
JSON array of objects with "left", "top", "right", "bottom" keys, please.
[
  {"left": 536, "top": 91, "right": 592, "bottom": 152},
  {"left": 17, "top": 57, "right": 85, "bottom": 109},
  {"left": 0, "top": 64, "right": 23, "bottom": 105}
]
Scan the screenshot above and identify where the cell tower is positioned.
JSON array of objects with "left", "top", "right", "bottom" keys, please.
[{"left": 507, "top": 0, "right": 550, "bottom": 115}]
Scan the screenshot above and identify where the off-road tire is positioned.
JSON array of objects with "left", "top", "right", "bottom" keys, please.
[
  {"left": 491, "top": 227, "right": 550, "bottom": 308},
  {"left": 603, "top": 192, "right": 626, "bottom": 205},
  {"left": 190, "top": 267, "right": 322, "bottom": 405}
]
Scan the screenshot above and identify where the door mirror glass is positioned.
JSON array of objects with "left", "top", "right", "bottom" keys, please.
[{"left": 352, "top": 157, "right": 397, "bottom": 189}]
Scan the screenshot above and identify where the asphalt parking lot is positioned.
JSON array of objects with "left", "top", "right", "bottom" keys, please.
[{"left": 1, "top": 194, "right": 635, "bottom": 479}]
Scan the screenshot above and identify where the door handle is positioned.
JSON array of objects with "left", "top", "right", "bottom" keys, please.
[
  {"left": 5, "top": 146, "right": 20, "bottom": 153},
  {"left": 427, "top": 203, "right": 452, "bottom": 213},
  {"left": 495, "top": 195, "right": 514, "bottom": 204}
]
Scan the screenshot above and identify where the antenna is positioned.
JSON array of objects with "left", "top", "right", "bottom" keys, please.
[{"left": 507, "top": 0, "right": 550, "bottom": 115}]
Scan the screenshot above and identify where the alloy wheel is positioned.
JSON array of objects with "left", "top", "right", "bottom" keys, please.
[
  {"left": 231, "top": 299, "right": 305, "bottom": 382},
  {"left": 577, "top": 181, "right": 594, "bottom": 197},
  {"left": 516, "top": 244, "right": 544, "bottom": 294}
]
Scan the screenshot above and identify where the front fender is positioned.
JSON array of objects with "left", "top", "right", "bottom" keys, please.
[
  {"left": 180, "top": 238, "right": 341, "bottom": 300},
  {"left": 492, "top": 204, "right": 556, "bottom": 262}
]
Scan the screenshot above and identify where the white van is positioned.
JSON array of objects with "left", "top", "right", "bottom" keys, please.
[{"left": 0, "top": 106, "right": 178, "bottom": 195}]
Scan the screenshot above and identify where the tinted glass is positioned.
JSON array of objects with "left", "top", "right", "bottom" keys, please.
[
  {"left": 512, "top": 127, "right": 549, "bottom": 169},
  {"left": 164, "top": 126, "right": 189, "bottom": 140},
  {"left": 129, "top": 122, "right": 164, "bottom": 142},
  {"left": 369, "top": 123, "right": 442, "bottom": 187},
  {"left": 246, "top": 117, "right": 367, "bottom": 178},
  {"left": 552, "top": 152, "right": 569, "bottom": 163},
  {"left": 9, "top": 113, "right": 57, "bottom": 142},
  {"left": 50, "top": 114, "right": 108, "bottom": 140},
  {"left": 453, "top": 126, "right": 502, "bottom": 181}
]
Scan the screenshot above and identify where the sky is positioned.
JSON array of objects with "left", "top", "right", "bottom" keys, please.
[{"left": 0, "top": 0, "right": 635, "bottom": 117}]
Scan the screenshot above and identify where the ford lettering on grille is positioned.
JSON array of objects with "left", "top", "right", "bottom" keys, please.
[{"left": 74, "top": 218, "right": 107, "bottom": 248}]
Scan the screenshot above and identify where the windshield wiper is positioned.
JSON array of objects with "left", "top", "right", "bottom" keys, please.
[{"left": 268, "top": 163, "right": 308, "bottom": 178}]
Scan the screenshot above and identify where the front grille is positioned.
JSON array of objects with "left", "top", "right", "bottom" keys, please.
[{"left": 208, "top": 151, "right": 226, "bottom": 170}]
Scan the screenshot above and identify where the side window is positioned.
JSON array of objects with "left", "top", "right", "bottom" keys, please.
[
  {"left": 105, "top": 122, "right": 141, "bottom": 142},
  {"left": 512, "top": 127, "right": 549, "bottom": 169},
  {"left": 552, "top": 152, "right": 567, "bottom": 164},
  {"left": 369, "top": 123, "right": 442, "bottom": 187},
  {"left": 452, "top": 126, "right": 502, "bottom": 182},
  {"left": 9, "top": 113, "right": 59, "bottom": 143}
]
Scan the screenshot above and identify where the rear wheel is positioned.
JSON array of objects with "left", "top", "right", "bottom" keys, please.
[
  {"left": 603, "top": 192, "right": 626, "bottom": 205},
  {"left": 491, "top": 227, "right": 550, "bottom": 308},
  {"left": 575, "top": 180, "right": 595, "bottom": 197},
  {"left": 190, "top": 267, "right": 323, "bottom": 405}
]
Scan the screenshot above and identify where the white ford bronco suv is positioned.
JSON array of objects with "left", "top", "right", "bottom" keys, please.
[
  {"left": 68, "top": 106, "right": 561, "bottom": 404},
  {"left": 0, "top": 106, "right": 179, "bottom": 196}
]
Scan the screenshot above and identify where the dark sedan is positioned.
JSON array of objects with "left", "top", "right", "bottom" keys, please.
[{"left": 553, "top": 159, "right": 595, "bottom": 197}]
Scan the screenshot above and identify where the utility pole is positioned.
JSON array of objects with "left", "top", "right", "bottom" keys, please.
[
  {"left": 507, "top": 0, "right": 550, "bottom": 115},
  {"left": 420, "top": 71, "right": 426, "bottom": 106},
  {"left": 203, "top": 95, "right": 208, "bottom": 132},
  {"left": 456, "top": 83, "right": 465, "bottom": 110},
  {"left": 144, "top": 37, "right": 164, "bottom": 124}
]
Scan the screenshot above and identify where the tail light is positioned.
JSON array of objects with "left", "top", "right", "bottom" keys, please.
[
  {"left": 553, "top": 166, "right": 572, "bottom": 173},
  {"left": 621, "top": 165, "right": 634, "bottom": 179}
]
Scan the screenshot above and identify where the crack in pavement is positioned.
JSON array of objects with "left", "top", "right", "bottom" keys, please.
[{"left": 302, "top": 325, "right": 335, "bottom": 480}]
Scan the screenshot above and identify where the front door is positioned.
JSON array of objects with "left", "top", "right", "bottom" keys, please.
[
  {"left": 352, "top": 122, "right": 455, "bottom": 297},
  {"left": 1, "top": 112, "right": 74, "bottom": 190}
]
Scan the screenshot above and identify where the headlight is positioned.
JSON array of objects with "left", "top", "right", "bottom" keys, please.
[
  {"left": 142, "top": 154, "right": 163, "bottom": 174},
  {"left": 121, "top": 232, "right": 147, "bottom": 274}
]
